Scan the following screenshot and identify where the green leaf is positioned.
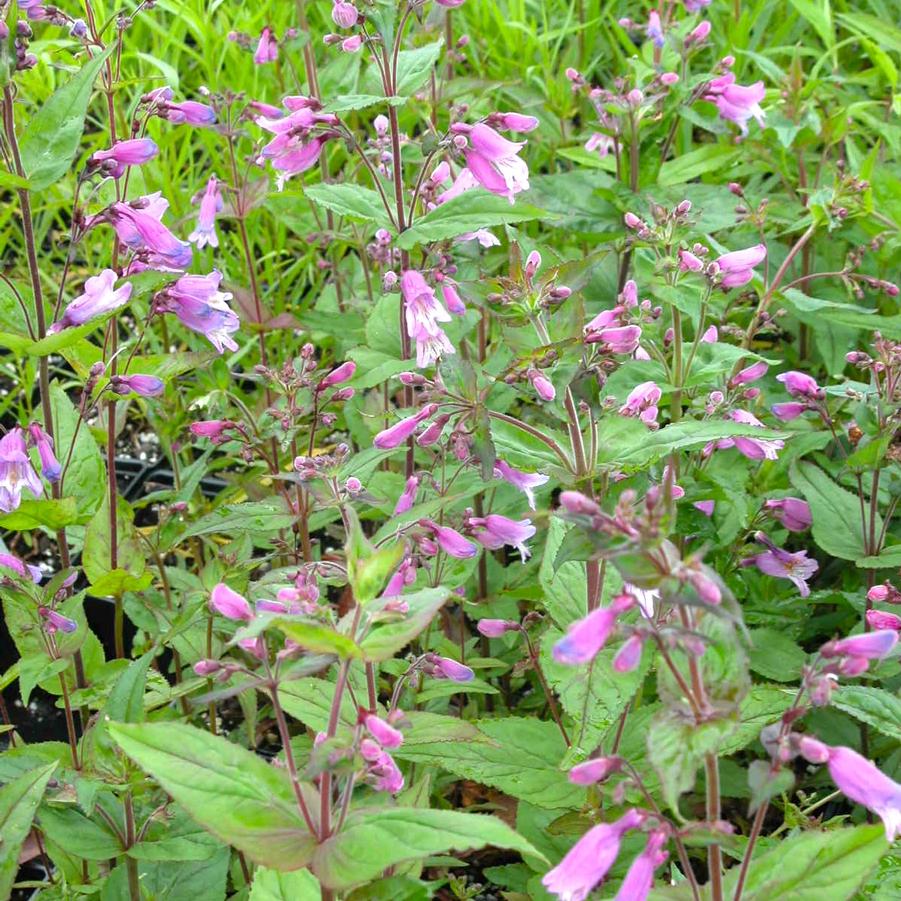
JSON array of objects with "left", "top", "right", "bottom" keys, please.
[
  {"left": 83, "top": 495, "right": 148, "bottom": 594},
  {"left": 250, "top": 867, "right": 322, "bottom": 901},
  {"left": 0, "top": 762, "right": 58, "bottom": 900},
  {"left": 539, "top": 518, "right": 587, "bottom": 627},
  {"left": 658, "top": 145, "right": 741, "bottom": 187},
  {"left": 747, "top": 628, "right": 807, "bottom": 682},
  {"left": 790, "top": 461, "right": 879, "bottom": 561},
  {"left": 180, "top": 499, "right": 296, "bottom": 541},
  {"left": 275, "top": 620, "right": 362, "bottom": 659},
  {"left": 832, "top": 685, "right": 901, "bottom": 741},
  {"left": 304, "top": 183, "right": 392, "bottom": 225},
  {"left": 788, "top": 0, "right": 834, "bottom": 49},
  {"left": 0, "top": 496, "right": 78, "bottom": 530},
  {"left": 109, "top": 722, "right": 317, "bottom": 869},
  {"left": 359, "top": 588, "right": 450, "bottom": 662},
  {"left": 721, "top": 824, "right": 887, "bottom": 900},
  {"left": 19, "top": 46, "right": 115, "bottom": 190},
  {"left": 397, "top": 192, "right": 547, "bottom": 249},
  {"left": 394, "top": 41, "right": 443, "bottom": 95},
  {"left": 394, "top": 718, "right": 581, "bottom": 809},
  {"left": 781, "top": 289, "right": 901, "bottom": 339},
  {"left": 747, "top": 760, "right": 795, "bottom": 814},
  {"left": 312, "top": 807, "right": 543, "bottom": 890},
  {"left": 858, "top": 546, "right": 901, "bottom": 569},
  {"left": 322, "top": 94, "right": 407, "bottom": 114}
]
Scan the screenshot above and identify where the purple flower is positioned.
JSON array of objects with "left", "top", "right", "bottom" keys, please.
[
  {"left": 374, "top": 403, "right": 438, "bottom": 450},
  {"left": 0, "top": 427, "right": 43, "bottom": 513},
  {"left": 431, "top": 655, "right": 475, "bottom": 682},
  {"left": 568, "top": 756, "right": 622, "bottom": 785},
  {"left": 40, "top": 607, "right": 78, "bottom": 634},
  {"left": 646, "top": 10, "right": 664, "bottom": 47},
  {"left": 614, "top": 831, "right": 668, "bottom": 901},
  {"left": 542, "top": 809, "right": 645, "bottom": 901},
  {"left": 190, "top": 420, "right": 236, "bottom": 442},
  {"left": 798, "top": 739, "right": 901, "bottom": 841},
  {"left": 552, "top": 594, "right": 636, "bottom": 665},
  {"left": 743, "top": 532, "right": 818, "bottom": 597},
  {"left": 147, "top": 87, "right": 217, "bottom": 126},
  {"left": 494, "top": 460, "right": 548, "bottom": 511},
  {"left": 253, "top": 27, "right": 279, "bottom": 64},
  {"left": 867, "top": 610, "right": 901, "bottom": 631},
  {"left": 694, "top": 499, "right": 715, "bottom": 517},
  {"left": 0, "top": 553, "right": 42, "bottom": 583},
  {"left": 777, "top": 370, "right": 823, "bottom": 399},
  {"left": 189, "top": 176, "right": 223, "bottom": 249},
  {"left": 108, "top": 198, "right": 193, "bottom": 270},
  {"left": 821, "top": 630, "right": 899, "bottom": 661},
  {"left": 49, "top": 269, "right": 133, "bottom": 333},
  {"left": 714, "top": 243, "right": 767, "bottom": 288},
  {"left": 731, "top": 360, "right": 768, "bottom": 387},
  {"left": 453, "top": 122, "right": 530, "bottom": 203},
  {"left": 209, "top": 584, "right": 254, "bottom": 622},
  {"left": 364, "top": 714, "right": 404, "bottom": 749},
  {"left": 318, "top": 361, "right": 356, "bottom": 390},
  {"left": 771, "top": 401, "right": 808, "bottom": 421},
  {"left": 709, "top": 409, "right": 783, "bottom": 461},
  {"left": 613, "top": 635, "right": 644, "bottom": 673},
  {"left": 440, "top": 279, "right": 466, "bottom": 315},
  {"left": 401, "top": 270, "right": 454, "bottom": 368},
  {"left": 394, "top": 476, "right": 420, "bottom": 515},
  {"left": 528, "top": 369, "right": 556, "bottom": 402},
  {"left": 26, "top": 424, "right": 60, "bottom": 482},
  {"left": 155, "top": 272, "right": 239, "bottom": 354},
  {"left": 704, "top": 74, "right": 766, "bottom": 137},
  {"left": 360, "top": 738, "right": 405, "bottom": 793},
  {"left": 89, "top": 138, "right": 158, "bottom": 178},
  {"left": 764, "top": 497, "right": 812, "bottom": 532},
  {"left": 584, "top": 324, "right": 642, "bottom": 354},
  {"left": 331, "top": 1, "right": 358, "bottom": 28},
  {"left": 620, "top": 380, "right": 661, "bottom": 426},
  {"left": 493, "top": 112, "right": 540, "bottom": 132},
  {"left": 477, "top": 619, "right": 519, "bottom": 638},
  {"left": 110, "top": 375, "right": 165, "bottom": 398},
  {"left": 679, "top": 249, "right": 704, "bottom": 271},
  {"left": 421, "top": 520, "right": 477, "bottom": 558},
  {"left": 469, "top": 514, "right": 536, "bottom": 562}
]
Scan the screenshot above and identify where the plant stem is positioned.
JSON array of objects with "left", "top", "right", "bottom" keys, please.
[
  {"left": 524, "top": 632, "right": 569, "bottom": 746},
  {"left": 124, "top": 792, "right": 141, "bottom": 901}
]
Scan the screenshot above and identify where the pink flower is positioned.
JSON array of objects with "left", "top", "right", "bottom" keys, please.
[
  {"left": 679, "top": 249, "right": 704, "bottom": 271},
  {"left": 731, "top": 360, "right": 768, "bottom": 386},
  {"left": 620, "top": 381, "right": 661, "bottom": 425},
  {"left": 190, "top": 420, "right": 236, "bottom": 442},
  {"left": 694, "top": 499, "right": 715, "bottom": 517},
  {"left": 614, "top": 831, "right": 668, "bottom": 901},
  {"left": 528, "top": 369, "right": 556, "bottom": 402},
  {"left": 421, "top": 520, "right": 477, "bottom": 558},
  {"left": 26, "top": 423, "right": 60, "bottom": 483},
  {"left": 552, "top": 594, "right": 636, "bottom": 665},
  {"left": 318, "top": 361, "right": 356, "bottom": 390},
  {"left": 568, "top": 757, "right": 622, "bottom": 785},
  {"left": 253, "top": 27, "right": 278, "bottom": 64},
  {"left": 360, "top": 739, "right": 405, "bottom": 793},
  {"left": 584, "top": 324, "right": 642, "bottom": 354},
  {"left": 743, "top": 532, "right": 818, "bottom": 597},
  {"left": 687, "top": 20, "right": 712, "bottom": 44},
  {"left": 401, "top": 270, "right": 454, "bottom": 368},
  {"left": 493, "top": 112, "right": 539, "bottom": 132},
  {"left": 494, "top": 459, "right": 548, "bottom": 511},
  {"left": 820, "top": 630, "right": 899, "bottom": 661},
  {"left": 647, "top": 10, "right": 664, "bottom": 47},
  {"left": 798, "top": 740, "right": 901, "bottom": 841},
  {"left": 777, "top": 370, "right": 823, "bottom": 399},
  {"left": 454, "top": 122, "right": 530, "bottom": 203},
  {"left": 705, "top": 74, "right": 766, "bottom": 136},
  {"left": 210, "top": 584, "right": 254, "bottom": 622},
  {"left": 709, "top": 409, "right": 783, "bottom": 461},
  {"left": 374, "top": 403, "right": 438, "bottom": 449},
  {"left": 0, "top": 427, "right": 43, "bottom": 513},
  {"left": 867, "top": 610, "right": 901, "bottom": 631},
  {"left": 559, "top": 491, "right": 601, "bottom": 516},
  {"left": 155, "top": 272, "right": 239, "bottom": 353},
  {"left": 89, "top": 138, "right": 158, "bottom": 177},
  {"left": 40, "top": 607, "right": 77, "bottom": 634},
  {"left": 364, "top": 714, "right": 404, "bottom": 749},
  {"left": 162, "top": 100, "right": 216, "bottom": 126},
  {"left": 771, "top": 401, "right": 808, "bottom": 421},
  {"left": 613, "top": 635, "right": 644, "bottom": 673},
  {"left": 332, "top": 1, "right": 358, "bottom": 28},
  {"left": 382, "top": 558, "right": 416, "bottom": 599},
  {"left": 440, "top": 280, "right": 466, "bottom": 315},
  {"left": 394, "top": 476, "right": 420, "bottom": 515},
  {"left": 108, "top": 198, "right": 193, "bottom": 270},
  {"left": 189, "top": 176, "right": 223, "bottom": 249},
  {"left": 585, "top": 132, "right": 614, "bottom": 157},
  {"left": 110, "top": 375, "right": 165, "bottom": 398},
  {"left": 714, "top": 243, "right": 766, "bottom": 288},
  {"left": 436, "top": 0, "right": 467, "bottom": 6},
  {"left": 416, "top": 413, "right": 450, "bottom": 446},
  {"left": 469, "top": 514, "right": 536, "bottom": 562},
  {"left": 341, "top": 35, "right": 363, "bottom": 52},
  {"left": 764, "top": 497, "right": 812, "bottom": 532},
  {"left": 0, "top": 552, "right": 42, "bottom": 583},
  {"left": 477, "top": 619, "right": 519, "bottom": 638},
  {"left": 431, "top": 655, "right": 475, "bottom": 682},
  {"left": 50, "top": 269, "right": 133, "bottom": 333},
  {"left": 542, "top": 809, "right": 645, "bottom": 900}
]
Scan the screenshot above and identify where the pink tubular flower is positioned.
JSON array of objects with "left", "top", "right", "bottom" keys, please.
[
  {"left": 318, "top": 361, "right": 356, "bottom": 390},
  {"left": 189, "top": 176, "right": 223, "bottom": 249},
  {"left": 421, "top": 519, "right": 477, "bottom": 558},
  {"left": 798, "top": 740, "right": 901, "bottom": 840},
  {"left": 613, "top": 635, "right": 644, "bottom": 673},
  {"left": 364, "top": 714, "right": 404, "bottom": 749},
  {"left": 469, "top": 514, "right": 536, "bottom": 562},
  {"left": 209, "top": 584, "right": 254, "bottom": 622},
  {"left": 821, "top": 630, "right": 899, "bottom": 661},
  {"left": 585, "top": 132, "right": 615, "bottom": 157},
  {"left": 253, "top": 27, "right": 278, "bottom": 64},
  {"left": 27, "top": 423, "right": 60, "bottom": 483},
  {"left": 477, "top": 619, "right": 519, "bottom": 638},
  {"left": 400, "top": 270, "right": 454, "bottom": 368},
  {"left": 552, "top": 594, "right": 636, "bottom": 665},
  {"left": 679, "top": 249, "right": 704, "bottom": 271},
  {"left": 190, "top": 420, "right": 236, "bottom": 442},
  {"left": 494, "top": 459, "right": 548, "bottom": 511},
  {"left": 436, "top": 0, "right": 467, "bottom": 6},
  {"left": 107, "top": 198, "right": 193, "bottom": 270},
  {"left": 528, "top": 369, "right": 556, "bottom": 402},
  {"left": 620, "top": 381, "right": 661, "bottom": 425},
  {"left": 568, "top": 757, "right": 622, "bottom": 786},
  {"left": 332, "top": 1, "right": 358, "bottom": 28},
  {"left": 374, "top": 403, "right": 438, "bottom": 450},
  {"left": 542, "top": 809, "right": 645, "bottom": 901},
  {"left": 440, "top": 280, "right": 466, "bottom": 315},
  {"left": 715, "top": 243, "right": 766, "bottom": 288},
  {"left": 162, "top": 99, "right": 216, "bottom": 126},
  {"left": 647, "top": 10, "right": 664, "bottom": 47},
  {"left": 0, "top": 427, "right": 43, "bottom": 513},
  {"left": 686, "top": 20, "right": 711, "bottom": 43},
  {"left": 341, "top": 35, "right": 363, "bottom": 52},
  {"left": 155, "top": 272, "right": 239, "bottom": 353},
  {"left": 431, "top": 655, "right": 475, "bottom": 682},
  {"left": 867, "top": 610, "right": 901, "bottom": 631},
  {"left": 777, "top": 370, "right": 823, "bottom": 399},
  {"left": 360, "top": 739, "right": 405, "bottom": 793},
  {"left": 394, "top": 476, "right": 420, "bottom": 515},
  {"left": 49, "top": 269, "right": 133, "bottom": 333},
  {"left": 454, "top": 122, "right": 530, "bottom": 203},
  {"left": 743, "top": 532, "right": 818, "bottom": 597},
  {"left": 764, "top": 497, "right": 812, "bottom": 532},
  {"left": 89, "top": 138, "right": 158, "bottom": 178},
  {"left": 585, "top": 324, "right": 642, "bottom": 354},
  {"left": 731, "top": 360, "right": 768, "bottom": 386},
  {"left": 0, "top": 553, "right": 42, "bottom": 584},
  {"left": 614, "top": 831, "right": 669, "bottom": 901},
  {"left": 109, "top": 375, "right": 165, "bottom": 398},
  {"left": 40, "top": 607, "right": 78, "bottom": 635},
  {"left": 771, "top": 401, "right": 808, "bottom": 421},
  {"left": 704, "top": 74, "right": 766, "bottom": 137},
  {"left": 710, "top": 409, "right": 783, "bottom": 461},
  {"left": 694, "top": 499, "right": 715, "bottom": 517},
  {"left": 493, "top": 112, "right": 540, "bottom": 132}
]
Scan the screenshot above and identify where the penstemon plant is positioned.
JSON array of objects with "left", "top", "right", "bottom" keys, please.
[{"left": 0, "top": 0, "right": 899, "bottom": 899}]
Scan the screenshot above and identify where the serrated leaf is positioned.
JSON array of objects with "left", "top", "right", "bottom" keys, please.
[
  {"left": 304, "top": 183, "right": 391, "bottom": 225},
  {"left": 832, "top": 685, "right": 901, "bottom": 741},
  {"left": 250, "top": 867, "right": 322, "bottom": 900},
  {"left": 275, "top": 620, "right": 362, "bottom": 659},
  {"left": 394, "top": 41, "right": 443, "bottom": 95},
  {"left": 359, "top": 588, "right": 450, "bottom": 661}
]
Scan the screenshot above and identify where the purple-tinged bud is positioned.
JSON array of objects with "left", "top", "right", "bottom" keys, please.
[
  {"left": 661, "top": 72, "right": 679, "bottom": 86},
  {"left": 341, "top": 35, "right": 363, "bottom": 52},
  {"left": 679, "top": 249, "right": 704, "bottom": 271},
  {"left": 764, "top": 497, "right": 811, "bottom": 532},
  {"left": 420, "top": 520, "right": 477, "bottom": 558},
  {"left": 687, "top": 20, "right": 711, "bottom": 43},
  {"left": 332, "top": 1, "right": 359, "bottom": 28},
  {"left": 568, "top": 756, "right": 623, "bottom": 785},
  {"left": 613, "top": 635, "right": 644, "bottom": 672},
  {"left": 694, "top": 500, "right": 715, "bottom": 517},
  {"left": 431, "top": 655, "right": 475, "bottom": 682},
  {"left": 627, "top": 89, "right": 644, "bottom": 106},
  {"left": 40, "top": 608, "right": 78, "bottom": 634},
  {"left": 821, "top": 630, "right": 898, "bottom": 660},
  {"left": 728, "top": 182, "right": 744, "bottom": 196},
  {"left": 394, "top": 476, "right": 420, "bottom": 515},
  {"left": 868, "top": 584, "right": 891, "bottom": 602},
  {"left": 477, "top": 619, "right": 519, "bottom": 638},
  {"left": 27, "top": 423, "right": 61, "bottom": 483},
  {"left": 549, "top": 285, "right": 572, "bottom": 300},
  {"left": 416, "top": 413, "right": 451, "bottom": 447},
  {"left": 777, "top": 370, "right": 822, "bottom": 399},
  {"left": 559, "top": 491, "right": 600, "bottom": 516},
  {"left": 525, "top": 250, "right": 542, "bottom": 279},
  {"left": 797, "top": 735, "right": 830, "bottom": 764},
  {"left": 552, "top": 595, "right": 636, "bottom": 665},
  {"left": 399, "top": 371, "right": 426, "bottom": 386},
  {"left": 364, "top": 713, "right": 404, "bottom": 749},
  {"left": 771, "top": 402, "right": 808, "bottom": 421},
  {"left": 624, "top": 212, "right": 643, "bottom": 229},
  {"left": 194, "top": 659, "right": 222, "bottom": 676},
  {"left": 345, "top": 477, "right": 362, "bottom": 494},
  {"left": 318, "top": 361, "right": 356, "bottom": 390},
  {"left": 730, "top": 360, "right": 768, "bottom": 387},
  {"left": 190, "top": 420, "right": 236, "bottom": 441},
  {"left": 110, "top": 374, "right": 165, "bottom": 397},
  {"left": 374, "top": 403, "right": 438, "bottom": 449},
  {"left": 210, "top": 584, "right": 254, "bottom": 622},
  {"left": 528, "top": 369, "right": 556, "bottom": 402},
  {"left": 495, "top": 112, "right": 539, "bottom": 132},
  {"left": 867, "top": 610, "right": 901, "bottom": 632}
]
